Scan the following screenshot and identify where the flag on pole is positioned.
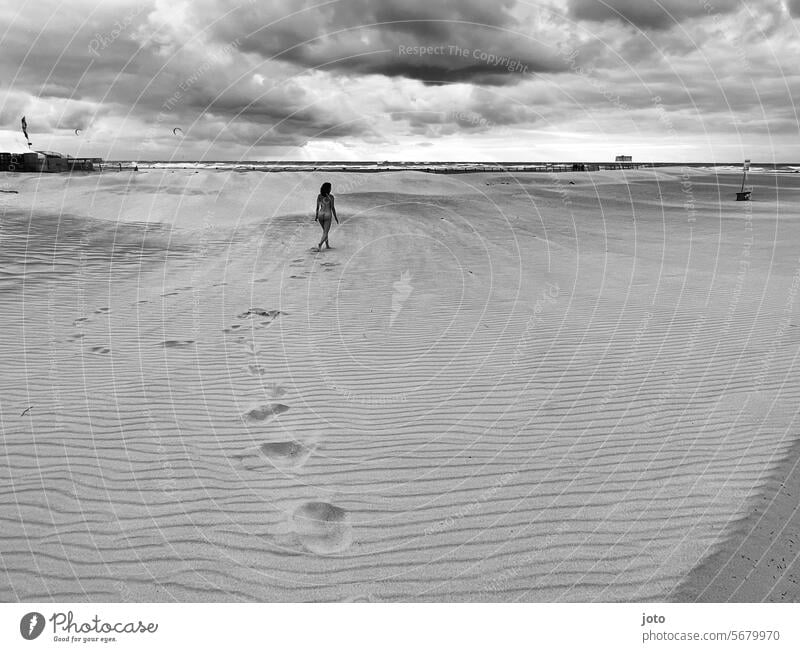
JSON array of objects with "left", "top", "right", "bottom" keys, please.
[
  {"left": 743, "top": 159, "right": 750, "bottom": 171},
  {"left": 21, "top": 116, "right": 31, "bottom": 145}
]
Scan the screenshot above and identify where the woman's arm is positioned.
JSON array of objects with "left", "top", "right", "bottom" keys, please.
[
  {"left": 315, "top": 195, "right": 319, "bottom": 221},
  {"left": 331, "top": 195, "right": 339, "bottom": 223}
]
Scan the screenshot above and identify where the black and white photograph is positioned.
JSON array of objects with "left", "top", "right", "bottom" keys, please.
[{"left": 1, "top": 0, "right": 799, "bottom": 646}]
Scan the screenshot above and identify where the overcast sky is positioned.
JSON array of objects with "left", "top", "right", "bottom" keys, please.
[{"left": 1, "top": 0, "right": 798, "bottom": 161}]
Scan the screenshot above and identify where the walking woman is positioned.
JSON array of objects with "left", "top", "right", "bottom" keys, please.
[{"left": 314, "top": 182, "right": 339, "bottom": 251}]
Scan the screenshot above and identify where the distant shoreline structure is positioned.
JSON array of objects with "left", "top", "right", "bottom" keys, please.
[
  {"left": 97, "top": 161, "right": 800, "bottom": 174},
  {"left": 0, "top": 150, "right": 103, "bottom": 173},
  {"left": 4, "top": 158, "right": 799, "bottom": 175}
]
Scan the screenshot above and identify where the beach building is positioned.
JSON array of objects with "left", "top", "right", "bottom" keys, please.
[
  {"left": 0, "top": 150, "right": 100, "bottom": 172},
  {"left": 0, "top": 130, "right": 101, "bottom": 172},
  {"left": 38, "top": 151, "right": 67, "bottom": 172},
  {"left": 615, "top": 155, "right": 633, "bottom": 169}
]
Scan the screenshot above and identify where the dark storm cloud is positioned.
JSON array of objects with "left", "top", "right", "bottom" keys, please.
[
  {"left": 147, "top": 81, "right": 363, "bottom": 148},
  {"left": 196, "top": 88, "right": 368, "bottom": 141},
  {"left": 3, "top": 0, "right": 798, "bottom": 159},
  {"left": 568, "top": 0, "right": 741, "bottom": 30},
  {"left": 0, "top": 16, "right": 152, "bottom": 102},
  {"left": 334, "top": 55, "right": 531, "bottom": 87},
  {"left": 389, "top": 87, "right": 540, "bottom": 138},
  {"left": 0, "top": 2, "right": 359, "bottom": 148},
  {"left": 205, "top": 0, "right": 567, "bottom": 85}
]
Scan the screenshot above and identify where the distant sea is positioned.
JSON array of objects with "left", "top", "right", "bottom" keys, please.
[{"left": 101, "top": 160, "right": 800, "bottom": 174}]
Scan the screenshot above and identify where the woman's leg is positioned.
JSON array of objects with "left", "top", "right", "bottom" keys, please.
[
  {"left": 321, "top": 218, "right": 332, "bottom": 248},
  {"left": 317, "top": 219, "right": 327, "bottom": 249}
]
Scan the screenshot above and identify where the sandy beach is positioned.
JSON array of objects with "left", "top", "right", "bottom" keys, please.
[{"left": 1, "top": 167, "right": 798, "bottom": 602}]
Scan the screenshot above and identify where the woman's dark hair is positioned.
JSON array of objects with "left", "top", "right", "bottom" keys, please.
[{"left": 320, "top": 182, "right": 332, "bottom": 196}]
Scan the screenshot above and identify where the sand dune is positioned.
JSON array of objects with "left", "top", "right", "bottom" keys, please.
[{"left": 1, "top": 167, "right": 798, "bottom": 601}]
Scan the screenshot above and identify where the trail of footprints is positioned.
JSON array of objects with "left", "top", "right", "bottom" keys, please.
[
  {"left": 69, "top": 287, "right": 200, "bottom": 355},
  {"left": 288, "top": 257, "right": 307, "bottom": 279},
  {"left": 287, "top": 257, "right": 340, "bottom": 280},
  {"left": 233, "top": 340, "right": 353, "bottom": 554},
  {"left": 68, "top": 309, "right": 112, "bottom": 354},
  {"left": 222, "top": 308, "right": 285, "bottom": 344},
  {"left": 69, "top": 305, "right": 197, "bottom": 354},
  {"left": 68, "top": 269, "right": 353, "bottom": 554},
  {"left": 67, "top": 259, "right": 337, "bottom": 357},
  {"left": 229, "top": 257, "right": 352, "bottom": 555}
]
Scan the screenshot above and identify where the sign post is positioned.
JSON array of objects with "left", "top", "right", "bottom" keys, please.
[{"left": 736, "top": 159, "right": 751, "bottom": 201}]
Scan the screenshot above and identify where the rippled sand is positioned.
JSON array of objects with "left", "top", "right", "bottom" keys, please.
[{"left": 1, "top": 167, "right": 798, "bottom": 601}]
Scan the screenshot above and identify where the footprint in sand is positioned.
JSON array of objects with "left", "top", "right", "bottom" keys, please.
[
  {"left": 247, "top": 364, "right": 268, "bottom": 376},
  {"left": 289, "top": 502, "right": 352, "bottom": 554},
  {"left": 67, "top": 333, "right": 85, "bottom": 342},
  {"left": 160, "top": 291, "right": 179, "bottom": 297},
  {"left": 237, "top": 308, "right": 285, "bottom": 321},
  {"left": 158, "top": 340, "right": 195, "bottom": 349},
  {"left": 243, "top": 403, "right": 290, "bottom": 423},
  {"left": 225, "top": 309, "right": 286, "bottom": 334},
  {"left": 235, "top": 440, "right": 315, "bottom": 472},
  {"left": 73, "top": 317, "right": 90, "bottom": 326},
  {"left": 289, "top": 274, "right": 307, "bottom": 279},
  {"left": 89, "top": 346, "right": 111, "bottom": 355},
  {"left": 320, "top": 262, "right": 339, "bottom": 268},
  {"left": 94, "top": 307, "right": 110, "bottom": 314}
]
